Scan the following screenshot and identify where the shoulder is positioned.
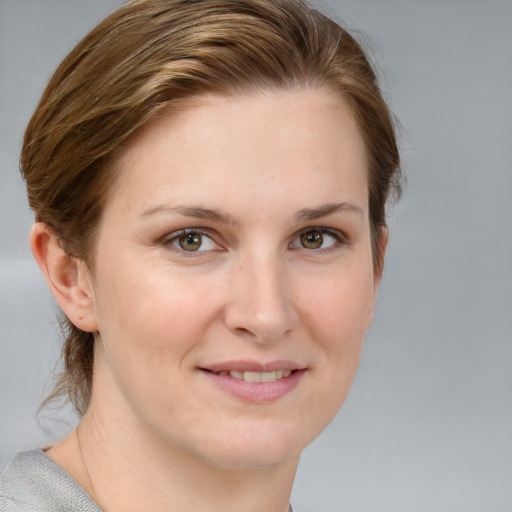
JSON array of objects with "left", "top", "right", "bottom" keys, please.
[{"left": 0, "top": 449, "right": 101, "bottom": 512}]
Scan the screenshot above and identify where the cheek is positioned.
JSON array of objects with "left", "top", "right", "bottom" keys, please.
[
  {"left": 95, "top": 256, "right": 217, "bottom": 340},
  {"left": 301, "top": 263, "right": 375, "bottom": 343},
  {"left": 298, "top": 264, "right": 374, "bottom": 414},
  {"left": 91, "top": 262, "right": 220, "bottom": 395}
]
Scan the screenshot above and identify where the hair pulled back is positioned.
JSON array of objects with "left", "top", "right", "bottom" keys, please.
[{"left": 21, "top": 0, "right": 402, "bottom": 415}]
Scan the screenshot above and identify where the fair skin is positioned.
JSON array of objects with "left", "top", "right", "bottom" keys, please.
[{"left": 31, "top": 88, "right": 386, "bottom": 512}]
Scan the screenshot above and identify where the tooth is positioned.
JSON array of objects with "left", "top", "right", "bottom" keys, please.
[
  {"left": 243, "top": 371, "right": 261, "bottom": 383},
  {"left": 260, "top": 371, "right": 277, "bottom": 382},
  {"left": 224, "top": 369, "right": 294, "bottom": 382}
]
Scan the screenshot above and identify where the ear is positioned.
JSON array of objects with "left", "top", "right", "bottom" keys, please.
[
  {"left": 30, "top": 222, "right": 99, "bottom": 332},
  {"left": 366, "top": 227, "right": 388, "bottom": 329},
  {"left": 373, "top": 227, "right": 388, "bottom": 290}
]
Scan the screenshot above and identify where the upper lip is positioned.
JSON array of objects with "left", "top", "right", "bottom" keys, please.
[{"left": 201, "top": 360, "right": 305, "bottom": 373}]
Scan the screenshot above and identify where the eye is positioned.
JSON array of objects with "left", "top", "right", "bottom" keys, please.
[
  {"left": 165, "top": 230, "right": 220, "bottom": 253},
  {"left": 290, "top": 229, "right": 342, "bottom": 251}
]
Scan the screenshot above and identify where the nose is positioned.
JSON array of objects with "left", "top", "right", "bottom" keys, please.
[{"left": 223, "top": 252, "right": 298, "bottom": 343}]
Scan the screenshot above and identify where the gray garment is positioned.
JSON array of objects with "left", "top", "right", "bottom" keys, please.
[
  {"left": 0, "top": 449, "right": 101, "bottom": 511},
  {"left": 1, "top": 449, "right": 295, "bottom": 511}
]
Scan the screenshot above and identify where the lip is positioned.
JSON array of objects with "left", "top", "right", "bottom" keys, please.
[
  {"left": 204, "top": 359, "right": 305, "bottom": 373},
  {"left": 199, "top": 360, "right": 307, "bottom": 403}
]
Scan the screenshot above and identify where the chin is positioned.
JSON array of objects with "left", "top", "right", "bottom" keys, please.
[
  {"left": 202, "top": 443, "right": 301, "bottom": 471},
  {"left": 186, "top": 418, "right": 314, "bottom": 470}
]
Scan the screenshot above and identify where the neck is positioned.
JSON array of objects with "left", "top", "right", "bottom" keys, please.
[{"left": 50, "top": 402, "right": 298, "bottom": 512}]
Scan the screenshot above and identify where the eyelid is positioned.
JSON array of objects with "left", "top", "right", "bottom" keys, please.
[
  {"left": 160, "top": 227, "right": 224, "bottom": 254},
  {"left": 290, "top": 227, "right": 348, "bottom": 251},
  {"left": 158, "top": 225, "right": 348, "bottom": 256}
]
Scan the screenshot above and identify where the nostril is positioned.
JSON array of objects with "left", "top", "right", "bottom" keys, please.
[
  {"left": 223, "top": 299, "right": 296, "bottom": 343},
  {"left": 233, "top": 326, "right": 257, "bottom": 338}
]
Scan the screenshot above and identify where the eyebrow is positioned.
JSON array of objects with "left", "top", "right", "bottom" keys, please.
[
  {"left": 140, "top": 201, "right": 362, "bottom": 224},
  {"left": 295, "top": 202, "right": 363, "bottom": 221},
  {"left": 140, "top": 204, "right": 237, "bottom": 225}
]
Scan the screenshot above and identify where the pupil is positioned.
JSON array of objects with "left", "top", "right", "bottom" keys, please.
[
  {"left": 301, "top": 231, "right": 323, "bottom": 249},
  {"left": 179, "top": 233, "right": 202, "bottom": 251}
]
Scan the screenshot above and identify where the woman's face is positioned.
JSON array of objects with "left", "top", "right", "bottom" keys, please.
[{"left": 85, "top": 88, "right": 382, "bottom": 469}]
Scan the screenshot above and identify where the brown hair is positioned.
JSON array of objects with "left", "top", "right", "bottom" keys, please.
[{"left": 21, "top": 0, "right": 402, "bottom": 415}]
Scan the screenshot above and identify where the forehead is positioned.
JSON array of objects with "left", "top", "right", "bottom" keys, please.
[{"left": 105, "top": 88, "right": 368, "bottom": 219}]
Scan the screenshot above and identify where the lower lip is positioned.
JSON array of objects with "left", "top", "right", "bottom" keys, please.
[{"left": 201, "top": 369, "right": 305, "bottom": 403}]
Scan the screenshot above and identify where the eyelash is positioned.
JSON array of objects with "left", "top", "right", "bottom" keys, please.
[
  {"left": 160, "top": 227, "right": 347, "bottom": 256},
  {"left": 160, "top": 228, "right": 221, "bottom": 256},
  {"left": 290, "top": 227, "right": 346, "bottom": 253}
]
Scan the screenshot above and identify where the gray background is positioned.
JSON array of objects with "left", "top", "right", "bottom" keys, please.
[{"left": 1, "top": 1, "right": 511, "bottom": 511}]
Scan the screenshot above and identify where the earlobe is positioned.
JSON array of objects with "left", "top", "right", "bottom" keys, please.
[{"left": 30, "top": 222, "right": 99, "bottom": 332}]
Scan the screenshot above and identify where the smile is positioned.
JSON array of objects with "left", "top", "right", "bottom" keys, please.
[
  {"left": 212, "top": 370, "right": 294, "bottom": 383},
  {"left": 201, "top": 363, "right": 305, "bottom": 403}
]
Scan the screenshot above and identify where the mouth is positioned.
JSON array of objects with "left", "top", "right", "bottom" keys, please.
[
  {"left": 204, "top": 369, "right": 295, "bottom": 383},
  {"left": 199, "top": 361, "right": 306, "bottom": 403}
]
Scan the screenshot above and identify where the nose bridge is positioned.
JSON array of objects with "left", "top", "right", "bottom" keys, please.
[{"left": 224, "top": 246, "right": 296, "bottom": 342}]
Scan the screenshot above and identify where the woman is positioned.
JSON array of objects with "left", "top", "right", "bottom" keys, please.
[{"left": 1, "top": 0, "right": 402, "bottom": 510}]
